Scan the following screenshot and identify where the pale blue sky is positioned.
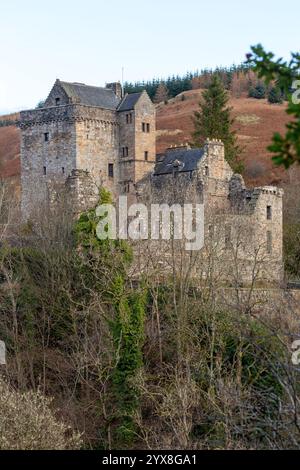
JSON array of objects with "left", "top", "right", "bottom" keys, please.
[{"left": 0, "top": 0, "right": 299, "bottom": 113}]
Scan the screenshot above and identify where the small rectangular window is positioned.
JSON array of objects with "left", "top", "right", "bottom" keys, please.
[
  {"left": 55, "top": 98, "right": 60, "bottom": 106},
  {"left": 142, "top": 122, "right": 146, "bottom": 132},
  {"left": 147, "top": 123, "right": 150, "bottom": 133},
  {"left": 267, "top": 205, "right": 272, "bottom": 220},
  {"left": 126, "top": 114, "right": 129, "bottom": 124},
  {"left": 43, "top": 166, "right": 47, "bottom": 175},
  {"left": 144, "top": 151, "right": 149, "bottom": 161},
  {"left": 44, "top": 132, "right": 49, "bottom": 142},
  {"left": 267, "top": 231, "right": 272, "bottom": 254},
  {"left": 108, "top": 163, "right": 114, "bottom": 178},
  {"left": 205, "top": 166, "right": 209, "bottom": 176},
  {"left": 62, "top": 167, "right": 65, "bottom": 174},
  {"left": 122, "top": 147, "right": 129, "bottom": 157}
]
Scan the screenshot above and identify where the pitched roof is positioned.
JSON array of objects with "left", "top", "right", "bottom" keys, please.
[
  {"left": 117, "top": 92, "right": 143, "bottom": 112},
  {"left": 59, "top": 81, "right": 121, "bottom": 109},
  {"left": 154, "top": 148, "right": 205, "bottom": 175}
]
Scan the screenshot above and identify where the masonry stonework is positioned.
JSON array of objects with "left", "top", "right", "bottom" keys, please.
[
  {"left": 19, "top": 81, "right": 283, "bottom": 284},
  {"left": 20, "top": 80, "right": 156, "bottom": 216}
]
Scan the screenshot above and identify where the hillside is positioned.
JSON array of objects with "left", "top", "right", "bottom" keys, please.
[
  {"left": 0, "top": 113, "right": 21, "bottom": 199},
  {"left": 0, "top": 93, "right": 297, "bottom": 191},
  {"left": 156, "top": 89, "right": 295, "bottom": 187}
]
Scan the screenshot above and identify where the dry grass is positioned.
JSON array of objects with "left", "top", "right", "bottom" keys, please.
[{"left": 156, "top": 89, "right": 291, "bottom": 187}]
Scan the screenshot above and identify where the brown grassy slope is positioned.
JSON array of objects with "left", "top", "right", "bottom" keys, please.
[
  {"left": 0, "top": 112, "right": 20, "bottom": 176},
  {"left": 156, "top": 89, "right": 294, "bottom": 187},
  {"left": 0, "top": 125, "right": 20, "bottom": 178}
]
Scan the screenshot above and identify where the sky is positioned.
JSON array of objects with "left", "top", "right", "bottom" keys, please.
[{"left": 0, "top": 0, "right": 299, "bottom": 114}]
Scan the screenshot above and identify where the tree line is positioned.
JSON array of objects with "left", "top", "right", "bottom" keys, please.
[{"left": 124, "top": 63, "right": 285, "bottom": 104}]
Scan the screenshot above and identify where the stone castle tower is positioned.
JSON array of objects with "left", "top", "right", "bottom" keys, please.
[{"left": 19, "top": 79, "right": 156, "bottom": 217}]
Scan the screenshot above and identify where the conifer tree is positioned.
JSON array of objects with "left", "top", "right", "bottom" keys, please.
[
  {"left": 191, "top": 74, "right": 243, "bottom": 173},
  {"left": 268, "top": 86, "right": 283, "bottom": 104},
  {"left": 153, "top": 83, "right": 169, "bottom": 104}
]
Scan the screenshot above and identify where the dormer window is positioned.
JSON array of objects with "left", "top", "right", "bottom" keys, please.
[{"left": 55, "top": 98, "right": 60, "bottom": 106}]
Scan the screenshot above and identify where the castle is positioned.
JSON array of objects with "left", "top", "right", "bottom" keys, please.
[
  {"left": 20, "top": 79, "right": 156, "bottom": 215},
  {"left": 19, "top": 80, "right": 283, "bottom": 283}
]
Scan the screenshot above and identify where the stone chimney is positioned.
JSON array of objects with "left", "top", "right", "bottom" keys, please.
[{"left": 106, "top": 82, "right": 123, "bottom": 100}]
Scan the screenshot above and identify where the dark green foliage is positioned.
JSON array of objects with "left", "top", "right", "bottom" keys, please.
[
  {"left": 35, "top": 100, "right": 46, "bottom": 109},
  {"left": 268, "top": 86, "right": 283, "bottom": 104},
  {"left": 74, "top": 187, "right": 133, "bottom": 267},
  {"left": 124, "top": 64, "right": 252, "bottom": 100},
  {"left": 191, "top": 75, "right": 244, "bottom": 173},
  {"left": 247, "top": 44, "right": 300, "bottom": 168},
  {"left": 248, "top": 82, "right": 266, "bottom": 99},
  {"left": 110, "top": 276, "right": 147, "bottom": 444},
  {"left": 283, "top": 223, "right": 300, "bottom": 277},
  {"left": 0, "top": 119, "right": 18, "bottom": 127},
  {"left": 75, "top": 190, "right": 145, "bottom": 446}
]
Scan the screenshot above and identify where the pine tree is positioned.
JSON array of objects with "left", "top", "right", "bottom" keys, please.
[
  {"left": 268, "top": 86, "right": 283, "bottom": 104},
  {"left": 248, "top": 82, "right": 266, "bottom": 99},
  {"left": 153, "top": 82, "right": 169, "bottom": 104},
  {"left": 191, "top": 75, "right": 243, "bottom": 173}
]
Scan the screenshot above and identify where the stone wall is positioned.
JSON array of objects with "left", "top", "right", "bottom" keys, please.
[
  {"left": 138, "top": 139, "right": 284, "bottom": 284},
  {"left": 133, "top": 92, "right": 156, "bottom": 179},
  {"left": 20, "top": 103, "right": 122, "bottom": 217},
  {"left": 65, "top": 169, "right": 99, "bottom": 213},
  {"left": 118, "top": 91, "right": 156, "bottom": 202},
  {"left": 20, "top": 106, "right": 77, "bottom": 219},
  {"left": 44, "top": 80, "right": 71, "bottom": 107},
  {"left": 216, "top": 287, "right": 300, "bottom": 318},
  {"left": 74, "top": 107, "right": 119, "bottom": 197}
]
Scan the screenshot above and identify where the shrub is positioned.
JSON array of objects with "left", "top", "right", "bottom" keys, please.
[
  {"left": 0, "top": 378, "right": 82, "bottom": 450},
  {"left": 268, "top": 86, "right": 283, "bottom": 104},
  {"left": 248, "top": 83, "right": 266, "bottom": 99}
]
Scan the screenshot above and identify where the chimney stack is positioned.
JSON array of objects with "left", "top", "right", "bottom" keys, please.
[{"left": 106, "top": 82, "right": 123, "bottom": 100}]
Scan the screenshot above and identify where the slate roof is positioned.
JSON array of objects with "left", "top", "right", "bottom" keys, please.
[
  {"left": 154, "top": 148, "right": 205, "bottom": 175},
  {"left": 118, "top": 93, "right": 143, "bottom": 112},
  {"left": 59, "top": 81, "right": 121, "bottom": 109}
]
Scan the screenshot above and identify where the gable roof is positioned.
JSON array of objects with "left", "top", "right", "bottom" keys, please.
[
  {"left": 154, "top": 148, "right": 205, "bottom": 175},
  {"left": 58, "top": 81, "right": 121, "bottom": 109},
  {"left": 117, "top": 92, "right": 143, "bottom": 112}
]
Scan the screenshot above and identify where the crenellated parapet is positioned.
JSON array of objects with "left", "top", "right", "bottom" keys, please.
[{"left": 19, "top": 104, "right": 118, "bottom": 129}]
